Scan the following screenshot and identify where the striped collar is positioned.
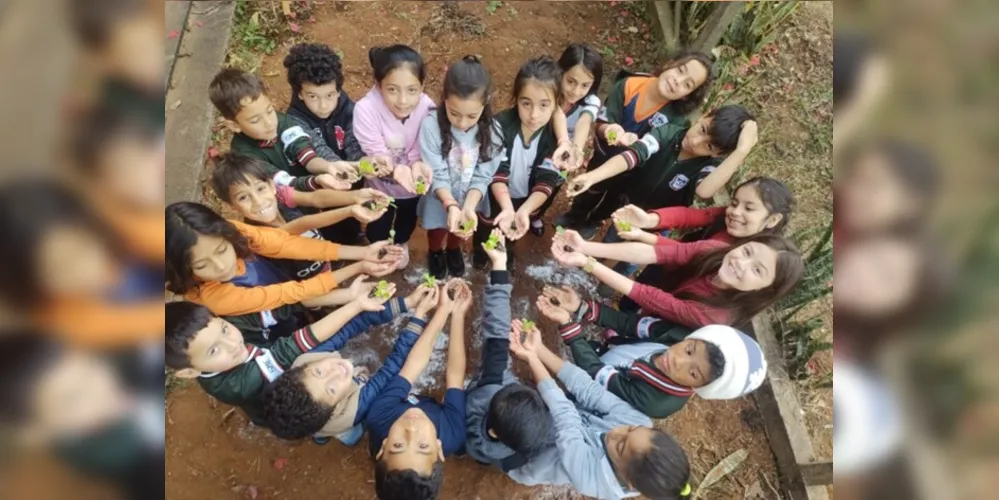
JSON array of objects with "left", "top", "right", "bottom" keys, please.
[{"left": 627, "top": 358, "right": 695, "bottom": 397}]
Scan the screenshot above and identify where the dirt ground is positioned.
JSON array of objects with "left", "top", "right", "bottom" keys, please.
[{"left": 170, "top": 2, "right": 834, "bottom": 499}]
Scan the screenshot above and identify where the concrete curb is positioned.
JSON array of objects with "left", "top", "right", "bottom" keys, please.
[{"left": 165, "top": 1, "right": 236, "bottom": 205}]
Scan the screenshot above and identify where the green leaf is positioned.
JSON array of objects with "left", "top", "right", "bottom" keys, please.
[{"left": 521, "top": 319, "right": 535, "bottom": 331}]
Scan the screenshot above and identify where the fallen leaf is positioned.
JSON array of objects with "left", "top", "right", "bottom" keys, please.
[
  {"left": 624, "top": 56, "right": 634, "bottom": 66},
  {"left": 289, "top": 22, "right": 301, "bottom": 33},
  {"left": 272, "top": 457, "right": 288, "bottom": 471},
  {"left": 169, "top": 100, "right": 182, "bottom": 110},
  {"left": 607, "top": 36, "right": 617, "bottom": 43},
  {"left": 626, "top": 26, "right": 638, "bottom": 34},
  {"left": 244, "top": 485, "right": 259, "bottom": 500},
  {"left": 207, "top": 147, "right": 220, "bottom": 159},
  {"left": 694, "top": 448, "right": 748, "bottom": 499},
  {"left": 167, "top": 29, "right": 180, "bottom": 39}
]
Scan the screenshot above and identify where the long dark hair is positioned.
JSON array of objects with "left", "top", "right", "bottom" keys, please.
[
  {"left": 511, "top": 55, "right": 562, "bottom": 106},
  {"left": 660, "top": 50, "right": 714, "bottom": 116},
  {"left": 437, "top": 55, "right": 497, "bottom": 161},
  {"left": 368, "top": 44, "right": 425, "bottom": 84},
  {"left": 0, "top": 179, "right": 121, "bottom": 308},
  {"left": 660, "top": 234, "right": 805, "bottom": 328},
  {"left": 684, "top": 176, "right": 795, "bottom": 242},
  {"left": 165, "top": 202, "right": 252, "bottom": 295},
  {"left": 557, "top": 43, "right": 603, "bottom": 103}
]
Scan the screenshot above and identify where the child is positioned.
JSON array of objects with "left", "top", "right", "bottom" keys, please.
[
  {"left": 464, "top": 229, "right": 554, "bottom": 470},
  {"left": 284, "top": 42, "right": 368, "bottom": 245},
  {"left": 552, "top": 232, "right": 805, "bottom": 329},
  {"left": 165, "top": 288, "right": 396, "bottom": 427},
  {"left": 556, "top": 50, "right": 714, "bottom": 238},
  {"left": 565, "top": 105, "right": 759, "bottom": 227},
  {"left": 212, "top": 153, "right": 391, "bottom": 281},
  {"left": 537, "top": 286, "right": 767, "bottom": 418},
  {"left": 209, "top": 68, "right": 358, "bottom": 190},
  {"left": 418, "top": 55, "right": 503, "bottom": 279},
  {"left": 165, "top": 201, "right": 401, "bottom": 317},
  {"left": 260, "top": 284, "right": 438, "bottom": 445},
  {"left": 612, "top": 176, "right": 795, "bottom": 245},
  {"left": 354, "top": 44, "right": 437, "bottom": 268},
  {"left": 365, "top": 279, "right": 471, "bottom": 499},
  {"left": 475, "top": 56, "right": 566, "bottom": 272},
  {"left": 506, "top": 320, "right": 692, "bottom": 499},
  {"left": 0, "top": 333, "right": 165, "bottom": 499},
  {"left": 556, "top": 42, "right": 603, "bottom": 158}
]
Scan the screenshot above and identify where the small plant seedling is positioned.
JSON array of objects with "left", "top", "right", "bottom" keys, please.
[
  {"left": 615, "top": 220, "right": 632, "bottom": 232},
  {"left": 388, "top": 229, "right": 396, "bottom": 241},
  {"left": 556, "top": 225, "right": 566, "bottom": 234},
  {"left": 421, "top": 273, "right": 437, "bottom": 288},
  {"left": 358, "top": 158, "right": 377, "bottom": 176},
  {"left": 606, "top": 130, "right": 618, "bottom": 143},
  {"left": 415, "top": 178, "right": 427, "bottom": 195},
  {"left": 483, "top": 231, "right": 502, "bottom": 251},
  {"left": 370, "top": 280, "right": 392, "bottom": 299},
  {"left": 521, "top": 319, "right": 535, "bottom": 331},
  {"left": 558, "top": 169, "right": 569, "bottom": 180},
  {"left": 460, "top": 219, "right": 475, "bottom": 233}
]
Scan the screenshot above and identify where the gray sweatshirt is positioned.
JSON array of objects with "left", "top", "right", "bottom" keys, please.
[
  {"left": 507, "top": 363, "right": 653, "bottom": 500},
  {"left": 417, "top": 110, "right": 504, "bottom": 228}
]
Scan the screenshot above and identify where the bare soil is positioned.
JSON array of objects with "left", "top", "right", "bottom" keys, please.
[{"left": 173, "top": 2, "right": 835, "bottom": 499}]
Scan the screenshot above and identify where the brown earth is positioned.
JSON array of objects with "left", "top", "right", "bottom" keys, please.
[{"left": 172, "top": 2, "right": 834, "bottom": 499}]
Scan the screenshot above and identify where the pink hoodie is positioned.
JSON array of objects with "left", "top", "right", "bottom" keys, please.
[{"left": 352, "top": 86, "right": 436, "bottom": 199}]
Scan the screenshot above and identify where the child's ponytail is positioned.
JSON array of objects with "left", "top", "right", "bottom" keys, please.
[{"left": 438, "top": 54, "right": 496, "bottom": 160}]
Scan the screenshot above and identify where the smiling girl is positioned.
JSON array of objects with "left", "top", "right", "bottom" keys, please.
[{"left": 552, "top": 232, "right": 804, "bottom": 329}]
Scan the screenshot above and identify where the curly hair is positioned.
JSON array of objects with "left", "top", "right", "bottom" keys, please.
[
  {"left": 374, "top": 460, "right": 444, "bottom": 500},
  {"left": 261, "top": 366, "right": 335, "bottom": 440},
  {"left": 660, "top": 50, "right": 715, "bottom": 116},
  {"left": 165, "top": 202, "right": 252, "bottom": 295},
  {"left": 284, "top": 43, "right": 345, "bottom": 94}
]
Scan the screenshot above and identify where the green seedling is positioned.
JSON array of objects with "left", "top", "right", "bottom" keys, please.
[
  {"left": 558, "top": 169, "right": 569, "bottom": 180},
  {"left": 606, "top": 130, "right": 618, "bottom": 143},
  {"left": 358, "top": 158, "right": 377, "bottom": 176},
  {"left": 388, "top": 229, "right": 396, "bottom": 241},
  {"left": 556, "top": 225, "right": 566, "bottom": 235},
  {"left": 460, "top": 219, "right": 475, "bottom": 233},
  {"left": 615, "top": 220, "right": 632, "bottom": 232},
  {"left": 370, "top": 280, "right": 392, "bottom": 299},
  {"left": 421, "top": 272, "right": 437, "bottom": 288},
  {"left": 483, "top": 231, "right": 502, "bottom": 251},
  {"left": 415, "top": 178, "right": 427, "bottom": 195},
  {"left": 521, "top": 319, "right": 536, "bottom": 331}
]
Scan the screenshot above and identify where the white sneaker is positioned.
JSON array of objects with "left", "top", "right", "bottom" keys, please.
[{"left": 395, "top": 243, "right": 410, "bottom": 270}]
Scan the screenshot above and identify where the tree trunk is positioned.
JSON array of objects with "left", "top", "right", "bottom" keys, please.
[
  {"left": 648, "top": 1, "right": 679, "bottom": 53},
  {"left": 692, "top": 1, "right": 745, "bottom": 54}
]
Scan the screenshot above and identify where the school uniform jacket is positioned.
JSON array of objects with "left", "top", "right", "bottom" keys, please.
[
  {"left": 231, "top": 112, "right": 324, "bottom": 179},
  {"left": 484, "top": 108, "right": 564, "bottom": 222},
  {"left": 649, "top": 206, "right": 728, "bottom": 245},
  {"left": 593, "top": 71, "right": 691, "bottom": 164},
  {"left": 287, "top": 91, "right": 364, "bottom": 162},
  {"left": 559, "top": 301, "right": 695, "bottom": 418}
]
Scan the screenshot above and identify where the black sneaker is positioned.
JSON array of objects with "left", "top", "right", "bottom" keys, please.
[
  {"left": 576, "top": 219, "right": 602, "bottom": 240},
  {"left": 446, "top": 249, "right": 465, "bottom": 277},
  {"left": 530, "top": 219, "right": 545, "bottom": 237},
  {"left": 428, "top": 250, "right": 447, "bottom": 279}
]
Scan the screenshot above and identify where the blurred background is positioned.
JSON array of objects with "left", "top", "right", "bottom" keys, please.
[{"left": 0, "top": 0, "right": 993, "bottom": 499}]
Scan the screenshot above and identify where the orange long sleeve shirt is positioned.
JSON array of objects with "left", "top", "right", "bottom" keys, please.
[{"left": 184, "top": 221, "right": 343, "bottom": 316}]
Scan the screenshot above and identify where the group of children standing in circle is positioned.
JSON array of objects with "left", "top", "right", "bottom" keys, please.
[{"left": 163, "top": 39, "right": 809, "bottom": 500}]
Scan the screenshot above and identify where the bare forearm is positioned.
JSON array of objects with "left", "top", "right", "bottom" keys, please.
[
  {"left": 527, "top": 355, "right": 552, "bottom": 384},
  {"left": 335, "top": 245, "right": 367, "bottom": 261},
  {"left": 463, "top": 189, "right": 483, "bottom": 211},
  {"left": 281, "top": 207, "right": 352, "bottom": 235},
  {"left": 518, "top": 191, "right": 549, "bottom": 215},
  {"left": 695, "top": 149, "right": 749, "bottom": 199},
  {"left": 329, "top": 261, "right": 363, "bottom": 284},
  {"left": 300, "top": 189, "right": 357, "bottom": 208},
  {"left": 311, "top": 301, "right": 363, "bottom": 342},
  {"left": 589, "top": 156, "right": 629, "bottom": 183},
  {"left": 301, "top": 288, "right": 353, "bottom": 308},
  {"left": 535, "top": 344, "right": 565, "bottom": 376},
  {"left": 573, "top": 114, "right": 593, "bottom": 150},
  {"left": 305, "top": 157, "right": 332, "bottom": 175},
  {"left": 491, "top": 183, "right": 515, "bottom": 212},
  {"left": 445, "top": 313, "right": 467, "bottom": 389},
  {"left": 434, "top": 187, "right": 457, "bottom": 207},
  {"left": 589, "top": 261, "right": 637, "bottom": 296}
]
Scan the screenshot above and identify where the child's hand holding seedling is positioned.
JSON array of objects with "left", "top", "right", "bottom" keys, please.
[
  {"left": 536, "top": 294, "right": 571, "bottom": 324},
  {"left": 438, "top": 278, "right": 457, "bottom": 315},
  {"left": 481, "top": 228, "right": 507, "bottom": 269},
  {"left": 508, "top": 319, "right": 543, "bottom": 361},
  {"left": 566, "top": 172, "right": 595, "bottom": 198},
  {"left": 405, "top": 282, "right": 434, "bottom": 311},
  {"left": 542, "top": 285, "right": 581, "bottom": 313},
  {"left": 351, "top": 203, "right": 386, "bottom": 223},
  {"left": 362, "top": 260, "right": 396, "bottom": 277},
  {"left": 314, "top": 173, "right": 352, "bottom": 191},
  {"left": 554, "top": 229, "right": 586, "bottom": 253},
  {"left": 362, "top": 280, "right": 396, "bottom": 309},
  {"left": 365, "top": 240, "right": 404, "bottom": 264},
  {"left": 352, "top": 188, "right": 390, "bottom": 206},
  {"left": 413, "top": 283, "right": 439, "bottom": 319},
  {"left": 604, "top": 124, "right": 625, "bottom": 145},
  {"left": 445, "top": 204, "right": 463, "bottom": 234},
  {"left": 457, "top": 212, "right": 477, "bottom": 238},
  {"left": 508, "top": 210, "right": 530, "bottom": 241},
  {"left": 421, "top": 272, "right": 437, "bottom": 289},
  {"left": 348, "top": 274, "right": 375, "bottom": 300},
  {"left": 551, "top": 238, "right": 590, "bottom": 268},
  {"left": 611, "top": 204, "right": 658, "bottom": 229},
  {"left": 450, "top": 279, "right": 473, "bottom": 317},
  {"left": 329, "top": 161, "right": 360, "bottom": 183},
  {"left": 493, "top": 209, "right": 515, "bottom": 238}
]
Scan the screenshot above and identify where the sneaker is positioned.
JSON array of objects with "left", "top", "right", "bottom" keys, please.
[
  {"left": 312, "top": 436, "right": 331, "bottom": 446},
  {"left": 428, "top": 250, "right": 447, "bottom": 279},
  {"left": 530, "top": 218, "right": 544, "bottom": 237},
  {"left": 446, "top": 249, "right": 465, "bottom": 277},
  {"left": 576, "top": 220, "right": 602, "bottom": 240},
  {"left": 395, "top": 243, "right": 410, "bottom": 270}
]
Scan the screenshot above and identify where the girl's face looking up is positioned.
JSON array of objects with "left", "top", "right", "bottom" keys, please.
[
  {"left": 657, "top": 59, "right": 709, "bottom": 101},
  {"left": 379, "top": 66, "right": 423, "bottom": 119},
  {"left": 188, "top": 233, "right": 239, "bottom": 283},
  {"left": 560, "top": 64, "right": 595, "bottom": 106},
  {"left": 445, "top": 94, "right": 485, "bottom": 133},
  {"left": 726, "top": 185, "right": 783, "bottom": 238},
  {"left": 517, "top": 80, "right": 556, "bottom": 134},
  {"left": 716, "top": 241, "right": 779, "bottom": 291}
]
